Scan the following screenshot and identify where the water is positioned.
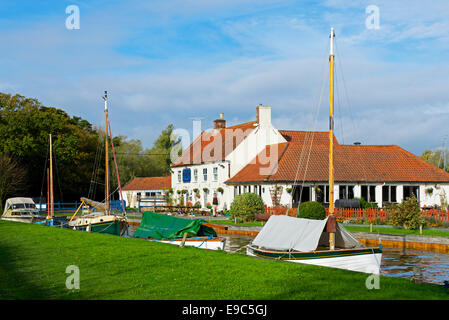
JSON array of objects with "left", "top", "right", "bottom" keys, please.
[{"left": 127, "top": 225, "right": 449, "bottom": 285}]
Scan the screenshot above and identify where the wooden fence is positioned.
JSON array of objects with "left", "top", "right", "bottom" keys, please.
[{"left": 264, "top": 206, "right": 449, "bottom": 222}]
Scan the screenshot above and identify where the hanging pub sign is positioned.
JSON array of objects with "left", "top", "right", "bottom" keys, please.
[{"left": 182, "top": 168, "right": 191, "bottom": 183}]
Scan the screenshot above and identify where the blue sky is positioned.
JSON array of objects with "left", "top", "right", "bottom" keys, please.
[{"left": 1, "top": 0, "right": 449, "bottom": 155}]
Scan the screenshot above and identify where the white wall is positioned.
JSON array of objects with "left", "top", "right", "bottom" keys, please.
[{"left": 171, "top": 162, "right": 231, "bottom": 210}]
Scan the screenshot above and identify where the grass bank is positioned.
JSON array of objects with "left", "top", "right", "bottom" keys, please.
[
  {"left": 344, "top": 226, "right": 449, "bottom": 238},
  {"left": 0, "top": 220, "right": 448, "bottom": 300}
]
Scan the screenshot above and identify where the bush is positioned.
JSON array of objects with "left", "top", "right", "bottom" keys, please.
[
  {"left": 230, "top": 193, "right": 265, "bottom": 222},
  {"left": 194, "top": 201, "right": 201, "bottom": 208},
  {"left": 297, "top": 201, "right": 326, "bottom": 220},
  {"left": 388, "top": 195, "right": 425, "bottom": 230},
  {"left": 354, "top": 197, "right": 378, "bottom": 209}
]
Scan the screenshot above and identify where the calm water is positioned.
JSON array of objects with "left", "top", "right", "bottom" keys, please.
[{"left": 128, "top": 225, "right": 449, "bottom": 285}]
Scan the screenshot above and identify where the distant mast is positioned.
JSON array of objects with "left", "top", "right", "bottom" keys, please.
[
  {"left": 328, "top": 27, "right": 336, "bottom": 250},
  {"left": 49, "top": 134, "right": 54, "bottom": 219},
  {"left": 103, "top": 91, "right": 110, "bottom": 215}
]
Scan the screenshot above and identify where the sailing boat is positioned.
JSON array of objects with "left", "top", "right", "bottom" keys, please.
[
  {"left": 246, "top": 28, "right": 383, "bottom": 274},
  {"left": 35, "top": 134, "right": 67, "bottom": 227},
  {"left": 68, "top": 91, "right": 128, "bottom": 236}
]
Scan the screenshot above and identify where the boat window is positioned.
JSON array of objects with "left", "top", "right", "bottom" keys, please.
[{"left": 12, "top": 204, "right": 26, "bottom": 209}]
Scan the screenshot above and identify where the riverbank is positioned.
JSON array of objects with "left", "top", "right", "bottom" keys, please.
[{"left": 0, "top": 220, "right": 448, "bottom": 300}]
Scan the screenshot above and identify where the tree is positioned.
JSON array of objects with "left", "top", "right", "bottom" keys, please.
[
  {"left": 230, "top": 193, "right": 265, "bottom": 222},
  {"left": 0, "top": 154, "right": 27, "bottom": 211},
  {"left": 297, "top": 201, "right": 326, "bottom": 220},
  {"left": 420, "top": 149, "right": 449, "bottom": 172},
  {"left": 0, "top": 92, "right": 99, "bottom": 201},
  {"left": 148, "top": 124, "right": 182, "bottom": 176},
  {"left": 388, "top": 195, "right": 425, "bottom": 230}
]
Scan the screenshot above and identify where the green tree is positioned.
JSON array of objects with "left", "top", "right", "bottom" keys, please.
[
  {"left": 388, "top": 195, "right": 425, "bottom": 230},
  {"left": 230, "top": 193, "right": 265, "bottom": 222},
  {"left": 0, "top": 92, "right": 99, "bottom": 201},
  {"left": 296, "top": 201, "right": 326, "bottom": 220},
  {"left": 420, "top": 149, "right": 449, "bottom": 172},
  {"left": 148, "top": 124, "right": 182, "bottom": 176}
]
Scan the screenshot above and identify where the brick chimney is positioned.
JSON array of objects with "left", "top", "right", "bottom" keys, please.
[{"left": 213, "top": 113, "right": 226, "bottom": 129}]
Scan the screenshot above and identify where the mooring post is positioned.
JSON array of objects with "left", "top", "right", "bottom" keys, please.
[
  {"left": 419, "top": 224, "right": 423, "bottom": 235},
  {"left": 180, "top": 232, "right": 188, "bottom": 247},
  {"left": 370, "top": 223, "right": 373, "bottom": 233}
]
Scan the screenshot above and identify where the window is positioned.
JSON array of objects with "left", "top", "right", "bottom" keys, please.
[
  {"left": 316, "top": 185, "right": 329, "bottom": 203},
  {"left": 361, "top": 185, "right": 376, "bottom": 203},
  {"left": 403, "top": 186, "right": 417, "bottom": 201},
  {"left": 339, "top": 185, "right": 354, "bottom": 200},
  {"left": 145, "top": 192, "right": 150, "bottom": 197},
  {"left": 203, "top": 168, "right": 207, "bottom": 181},
  {"left": 178, "top": 171, "right": 181, "bottom": 183},
  {"left": 238, "top": 186, "right": 241, "bottom": 195},
  {"left": 213, "top": 167, "right": 218, "bottom": 181},
  {"left": 193, "top": 169, "right": 198, "bottom": 182},
  {"left": 382, "top": 185, "right": 397, "bottom": 203}
]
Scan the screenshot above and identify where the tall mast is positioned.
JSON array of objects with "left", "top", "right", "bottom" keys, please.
[
  {"left": 328, "top": 27, "right": 336, "bottom": 250},
  {"left": 49, "top": 134, "right": 54, "bottom": 219},
  {"left": 103, "top": 91, "right": 110, "bottom": 215}
]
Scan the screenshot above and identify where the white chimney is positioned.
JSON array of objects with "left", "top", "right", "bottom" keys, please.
[{"left": 257, "top": 105, "right": 271, "bottom": 127}]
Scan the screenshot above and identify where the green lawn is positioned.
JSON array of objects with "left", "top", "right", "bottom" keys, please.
[
  {"left": 344, "top": 226, "right": 449, "bottom": 238},
  {"left": 0, "top": 220, "right": 448, "bottom": 300}
]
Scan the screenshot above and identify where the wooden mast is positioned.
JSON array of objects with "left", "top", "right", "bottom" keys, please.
[
  {"left": 328, "top": 27, "right": 336, "bottom": 250},
  {"left": 104, "top": 91, "right": 110, "bottom": 215},
  {"left": 49, "top": 134, "right": 54, "bottom": 219}
]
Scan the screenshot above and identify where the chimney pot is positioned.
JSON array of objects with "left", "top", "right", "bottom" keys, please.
[{"left": 214, "top": 113, "right": 226, "bottom": 129}]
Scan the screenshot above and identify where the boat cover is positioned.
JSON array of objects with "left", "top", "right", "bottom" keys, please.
[
  {"left": 3, "top": 197, "right": 36, "bottom": 215},
  {"left": 252, "top": 215, "right": 362, "bottom": 252},
  {"left": 133, "top": 211, "right": 217, "bottom": 239}
]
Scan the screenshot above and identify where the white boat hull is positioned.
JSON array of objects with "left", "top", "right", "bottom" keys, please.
[
  {"left": 149, "top": 237, "right": 226, "bottom": 251},
  {"left": 1, "top": 217, "right": 38, "bottom": 224},
  {"left": 246, "top": 246, "right": 382, "bottom": 274}
]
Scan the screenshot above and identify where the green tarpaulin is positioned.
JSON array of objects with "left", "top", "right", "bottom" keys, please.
[{"left": 133, "top": 212, "right": 217, "bottom": 239}]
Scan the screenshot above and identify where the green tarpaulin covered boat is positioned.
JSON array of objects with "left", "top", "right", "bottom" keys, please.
[
  {"left": 133, "top": 212, "right": 225, "bottom": 250},
  {"left": 134, "top": 212, "right": 217, "bottom": 239}
]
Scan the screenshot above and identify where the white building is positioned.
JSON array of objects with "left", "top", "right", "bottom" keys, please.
[
  {"left": 122, "top": 176, "right": 171, "bottom": 208},
  {"left": 171, "top": 106, "right": 449, "bottom": 210}
]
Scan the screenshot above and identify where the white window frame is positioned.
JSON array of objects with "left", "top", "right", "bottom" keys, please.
[{"left": 213, "top": 167, "right": 218, "bottom": 181}]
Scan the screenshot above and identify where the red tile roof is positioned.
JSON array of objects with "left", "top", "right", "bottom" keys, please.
[
  {"left": 122, "top": 176, "right": 171, "bottom": 191},
  {"left": 226, "top": 130, "right": 449, "bottom": 184},
  {"left": 171, "top": 121, "right": 257, "bottom": 167}
]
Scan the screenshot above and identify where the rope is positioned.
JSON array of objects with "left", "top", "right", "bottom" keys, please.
[{"left": 288, "top": 38, "right": 329, "bottom": 213}]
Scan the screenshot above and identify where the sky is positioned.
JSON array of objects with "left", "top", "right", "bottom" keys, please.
[{"left": 1, "top": 0, "right": 449, "bottom": 155}]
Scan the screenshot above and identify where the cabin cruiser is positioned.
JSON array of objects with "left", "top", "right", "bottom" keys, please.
[{"left": 1, "top": 197, "right": 41, "bottom": 223}]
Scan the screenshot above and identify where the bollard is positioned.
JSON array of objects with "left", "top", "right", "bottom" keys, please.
[{"left": 180, "top": 232, "right": 188, "bottom": 247}]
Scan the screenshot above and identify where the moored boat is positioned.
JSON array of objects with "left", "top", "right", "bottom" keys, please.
[
  {"left": 1, "top": 197, "right": 41, "bottom": 223},
  {"left": 246, "top": 215, "right": 382, "bottom": 274},
  {"left": 68, "top": 91, "right": 128, "bottom": 236},
  {"left": 134, "top": 211, "right": 226, "bottom": 250},
  {"left": 246, "top": 27, "right": 383, "bottom": 274}
]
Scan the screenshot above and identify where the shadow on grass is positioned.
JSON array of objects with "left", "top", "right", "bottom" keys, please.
[{"left": 0, "top": 241, "right": 55, "bottom": 299}]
